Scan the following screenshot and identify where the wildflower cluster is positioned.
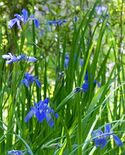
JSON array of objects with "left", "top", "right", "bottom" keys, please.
[
  {"left": 3, "top": 9, "right": 58, "bottom": 130},
  {"left": 4, "top": 5, "right": 123, "bottom": 155},
  {"left": 92, "top": 124, "right": 123, "bottom": 148}
]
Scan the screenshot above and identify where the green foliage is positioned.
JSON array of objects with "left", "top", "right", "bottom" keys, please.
[{"left": 0, "top": 0, "right": 125, "bottom": 155}]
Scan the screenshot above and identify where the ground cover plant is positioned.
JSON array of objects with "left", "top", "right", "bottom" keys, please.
[{"left": 0, "top": 0, "right": 125, "bottom": 154}]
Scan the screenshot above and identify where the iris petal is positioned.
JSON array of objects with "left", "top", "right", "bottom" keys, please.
[
  {"left": 35, "top": 79, "right": 41, "bottom": 88},
  {"left": 21, "top": 79, "right": 29, "bottom": 87},
  {"left": 2, "top": 54, "right": 11, "bottom": 59},
  {"left": 64, "top": 54, "right": 69, "bottom": 68},
  {"left": 113, "top": 134, "right": 123, "bottom": 146},
  {"left": 24, "top": 109, "right": 34, "bottom": 122},
  {"left": 22, "top": 9, "right": 28, "bottom": 23},
  {"left": 35, "top": 111, "right": 45, "bottom": 122},
  {"left": 8, "top": 150, "right": 23, "bottom": 155},
  {"left": 27, "top": 56, "right": 37, "bottom": 62},
  {"left": 82, "top": 82, "right": 89, "bottom": 92},
  {"left": 104, "top": 123, "right": 111, "bottom": 133},
  {"left": 8, "top": 18, "right": 18, "bottom": 28},
  {"left": 34, "top": 19, "right": 40, "bottom": 28},
  {"left": 94, "top": 137, "right": 107, "bottom": 148},
  {"left": 84, "top": 71, "right": 88, "bottom": 82},
  {"left": 17, "top": 54, "right": 26, "bottom": 61}
]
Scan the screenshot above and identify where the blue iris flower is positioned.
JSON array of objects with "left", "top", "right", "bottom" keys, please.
[
  {"left": 92, "top": 124, "right": 123, "bottom": 148},
  {"left": 21, "top": 72, "right": 41, "bottom": 88},
  {"left": 25, "top": 98, "right": 58, "bottom": 127},
  {"left": 48, "top": 19, "right": 67, "bottom": 26},
  {"left": 8, "top": 150, "right": 23, "bottom": 155},
  {"left": 8, "top": 9, "right": 28, "bottom": 29},
  {"left": 2, "top": 53, "right": 37, "bottom": 64},
  {"left": 82, "top": 71, "right": 101, "bottom": 92},
  {"left": 8, "top": 9, "right": 39, "bottom": 29}
]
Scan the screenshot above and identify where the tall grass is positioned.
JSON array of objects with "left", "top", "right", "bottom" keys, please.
[{"left": 0, "top": 0, "right": 125, "bottom": 155}]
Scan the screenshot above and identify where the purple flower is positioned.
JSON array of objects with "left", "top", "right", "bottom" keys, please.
[
  {"left": 8, "top": 150, "right": 23, "bottom": 155},
  {"left": 8, "top": 9, "right": 39, "bottom": 29},
  {"left": 25, "top": 98, "right": 58, "bottom": 127},
  {"left": 92, "top": 130, "right": 107, "bottom": 148},
  {"left": 21, "top": 72, "right": 41, "bottom": 88},
  {"left": 92, "top": 124, "right": 123, "bottom": 148},
  {"left": 8, "top": 9, "right": 28, "bottom": 29}
]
